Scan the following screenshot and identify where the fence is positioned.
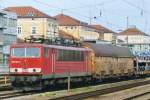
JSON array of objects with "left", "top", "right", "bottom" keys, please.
[
  {"left": 0, "top": 65, "right": 9, "bottom": 86},
  {"left": 0, "top": 65, "right": 9, "bottom": 75}
]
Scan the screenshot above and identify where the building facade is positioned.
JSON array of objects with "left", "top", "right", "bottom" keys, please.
[
  {"left": 5, "top": 6, "right": 59, "bottom": 40},
  {"left": 0, "top": 10, "right": 17, "bottom": 65},
  {"left": 117, "top": 27, "right": 150, "bottom": 55},
  {"left": 54, "top": 14, "right": 99, "bottom": 41},
  {"left": 90, "top": 25, "right": 116, "bottom": 44}
]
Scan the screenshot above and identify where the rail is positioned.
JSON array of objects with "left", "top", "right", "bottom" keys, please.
[
  {"left": 124, "top": 91, "right": 150, "bottom": 100},
  {"left": 51, "top": 79, "right": 150, "bottom": 100},
  {"left": 0, "top": 90, "right": 35, "bottom": 99}
]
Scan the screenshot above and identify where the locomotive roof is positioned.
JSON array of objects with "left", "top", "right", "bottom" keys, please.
[
  {"left": 88, "top": 43, "right": 134, "bottom": 57},
  {"left": 11, "top": 43, "right": 92, "bottom": 51}
]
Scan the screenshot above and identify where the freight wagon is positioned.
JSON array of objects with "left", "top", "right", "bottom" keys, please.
[{"left": 87, "top": 43, "right": 134, "bottom": 79}]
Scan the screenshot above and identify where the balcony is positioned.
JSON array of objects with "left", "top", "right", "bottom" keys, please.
[{"left": 0, "top": 17, "right": 7, "bottom": 29}]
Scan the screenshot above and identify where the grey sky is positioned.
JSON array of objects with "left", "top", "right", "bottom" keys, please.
[{"left": 0, "top": 0, "right": 150, "bottom": 34}]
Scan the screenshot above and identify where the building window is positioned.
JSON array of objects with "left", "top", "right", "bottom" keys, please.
[
  {"left": 65, "top": 26, "right": 68, "bottom": 29},
  {"left": 17, "top": 26, "right": 21, "bottom": 34},
  {"left": 32, "top": 26, "right": 36, "bottom": 34},
  {"left": 71, "top": 26, "right": 73, "bottom": 29}
]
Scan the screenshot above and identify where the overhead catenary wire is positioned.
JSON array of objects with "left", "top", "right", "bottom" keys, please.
[
  {"left": 122, "top": 0, "right": 150, "bottom": 33},
  {"left": 62, "top": 0, "right": 119, "bottom": 10},
  {"left": 122, "top": 0, "right": 150, "bottom": 16},
  {"left": 33, "top": 0, "right": 91, "bottom": 19},
  {"left": 33, "top": 0, "right": 121, "bottom": 19},
  {"left": 32, "top": 0, "right": 122, "bottom": 30},
  {"left": 3, "top": 0, "right": 149, "bottom": 33}
]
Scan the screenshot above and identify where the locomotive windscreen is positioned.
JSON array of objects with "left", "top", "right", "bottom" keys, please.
[{"left": 11, "top": 47, "right": 40, "bottom": 58}]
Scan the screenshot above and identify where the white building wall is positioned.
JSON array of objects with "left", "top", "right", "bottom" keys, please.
[
  {"left": 117, "top": 35, "right": 150, "bottom": 44},
  {"left": 117, "top": 35, "right": 150, "bottom": 56},
  {"left": 80, "top": 26, "right": 99, "bottom": 40}
]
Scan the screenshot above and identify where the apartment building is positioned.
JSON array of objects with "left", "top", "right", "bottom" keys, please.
[
  {"left": 90, "top": 25, "right": 116, "bottom": 44},
  {"left": 117, "top": 27, "right": 150, "bottom": 55},
  {"left": 5, "top": 6, "right": 59, "bottom": 40},
  {"left": 0, "top": 10, "right": 17, "bottom": 65},
  {"left": 54, "top": 14, "right": 99, "bottom": 41}
]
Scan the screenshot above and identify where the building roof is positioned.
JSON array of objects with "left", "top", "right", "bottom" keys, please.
[
  {"left": 54, "top": 14, "right": 88, "bottom": 26},
  {"left": 119, "top": 27, "right": 148, "bottom": 36},
  {"left": 59, "top": 30, "right": 79, "bottom": 41},
  {"left": 90, "top": 25, "right": 115, "bottom": 33},
  {"left": 87, "top": 43, "right": 133, "bottom": 57},
  {"left": 4, "top": 6, "right": 55, "bottom": 19}
]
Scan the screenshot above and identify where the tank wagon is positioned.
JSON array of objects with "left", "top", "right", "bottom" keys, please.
[{"left": 87, "top": 43, "right": 134, "bottom": 79}]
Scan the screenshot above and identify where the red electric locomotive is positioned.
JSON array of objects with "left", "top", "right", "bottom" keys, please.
[{"left": 9, "top": 43, "right": 93, "bottom": 90}]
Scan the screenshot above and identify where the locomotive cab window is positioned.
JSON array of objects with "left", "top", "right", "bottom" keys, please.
[
  {"left": 11, "top": 48, "right": 25, "bottom": 57},
  {"left": 26, "top": 48, "right": 40, "bottom": 58},
  {"left": 11, "top": 47, "right": 40, "bottom": 58},
  {"left": 57, "top": 49, "right": 84, "bottom": 61}
]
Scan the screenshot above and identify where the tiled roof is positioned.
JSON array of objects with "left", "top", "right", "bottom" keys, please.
[
  {"left": 59, "top": 30, "right": 79, "bottom": 41},
  {"left": 4, "top": 6, "right": 55, "bottom": 19},
  {"left": 119, "top": 27, "right": 148, "bottom": 36},
  {"left": 90, "top": 25, "right": 115, "bottom": 33},
  {"left": 54, "top": 14, "right": 88, "bottom": 26}
]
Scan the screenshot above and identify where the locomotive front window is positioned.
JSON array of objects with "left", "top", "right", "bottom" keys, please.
[
  {"left": 26, "top": 48, "right": 40, "bottom": 58},
  {"left": 11, "top": 47, "right": 40, "bottom": 58},
  {"left": 11, "top": 48, "right": 25, "bottom": 57}
]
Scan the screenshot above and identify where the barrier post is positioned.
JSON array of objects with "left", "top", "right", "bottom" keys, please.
[
  {"left": 68, "top": 71, "right": 70, "bottom": 94},
  {"left": 4, "top": 76, "right": 7, "bottom": 84}
]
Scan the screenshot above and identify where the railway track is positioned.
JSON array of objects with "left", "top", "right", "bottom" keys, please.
[
  {"left": 51, "top": 79, "right": 150, "bottom": 100},
  {"left": 0, "top": 90, "right": 36, "bottom": 100},
  {"left": 124, "top": 91, "right": 150, "bottom": 100},
  {"left": 0, "top": 77, "right": 150, "bottom": 100}
]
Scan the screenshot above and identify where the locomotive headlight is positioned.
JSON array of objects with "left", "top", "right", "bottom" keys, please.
[
  {"left": 10, "top": 68, "right": 22, "bottom": 73},
  {"left": 28, "top": 68, "right": 41, "bottom": 73}
]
